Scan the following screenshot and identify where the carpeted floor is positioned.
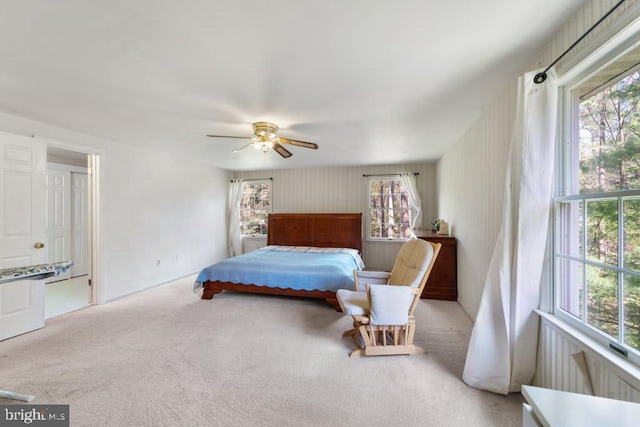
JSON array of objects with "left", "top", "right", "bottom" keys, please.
[{"left": 0, "top": 275, "right": 523, "bottom": 426}]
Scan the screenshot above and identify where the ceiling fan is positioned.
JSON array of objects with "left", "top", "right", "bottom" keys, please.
[{"left": 207, "top": 122, "right": 318, "bottom": 158}]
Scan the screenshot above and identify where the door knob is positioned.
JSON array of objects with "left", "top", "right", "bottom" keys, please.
[{"left": 34, "top": 242, "right": 45, "bottom": 249}]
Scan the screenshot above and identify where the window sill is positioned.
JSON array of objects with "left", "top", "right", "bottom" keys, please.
[
  {"left": 535, "top": 309, "right": 640, "bottom": 391},
  {"left": 366, "top": 238, "right": 410, "bottom": 244},
  {"left": 240, "top": 234, "right": 267, "bottom": 240}
]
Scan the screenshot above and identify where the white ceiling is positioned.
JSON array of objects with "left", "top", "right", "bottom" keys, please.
[{"left": 0, "top": 0, "right": 586, "bottom": 171}]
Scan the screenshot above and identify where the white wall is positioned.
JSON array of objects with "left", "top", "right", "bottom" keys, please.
[
  {"left": 235, "top": 162, "right": 437, "bottom": 270},
  {"left": 101, "top": 143, "right": 229, "bottom": 301},
  {"left": 0, "top": 111, "right": 229, "bottom": 303},
  {"left": 438, "top": 86, "right": 516, "bottom": 319}
]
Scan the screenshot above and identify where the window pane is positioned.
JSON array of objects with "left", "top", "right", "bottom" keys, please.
[
  {"left": 370, "top": 180, "right": 383, "bottom": 195},
  {"left": 242, "top": 195, "right": 255, "bottom": 209},
  {"left": 559, "top": 258, "right": 583, "bottom": 320},
  {"left": 257, "top": 184, "right": 271, "bottom": 207},
  {"left": 254, "top": 210, "right": 269, "bottom": 223},
  {"left": 388, "top": 180, "right": 405, "bottom": 208},
  {"left": 400, "top": 209, "right": 411, "bottom": 228},
  {"left": 624, "top": 198, "right": 640, "bottom": 271},
  {"left": 370, "top": 209, "right": 382, "bottom": 238},
  {"left": 624, "top": 273, "right": 640, "bottom": 352},
  {"left": 586, "top": 199, "right": 618, "bottom": 266},
  {"left": 388, "top": 195, "right": 400, "bottom": 209},
  {"left": 586, "top": 264, "right": 619, "bottom": 339},
  {"left": 557, "top": 201, "right": 584, "bottom": 258},
  {"left": 390, "top": 223, "right": 402, "bottom": 239},
  {"left": 401, "top": 223, "right": 412, "bottom": 239},
  {"left": 241, "top": 185, "right": 254, "bottom": 198},
  {"left": 242, "top": 219, "right": 260, "bottom": 235},
  {"left": 579, "top": 71, "right": 640, "bottom": 195},
  {"left": 239, "top": 209, "right": 253, "bottom": 223},
  {"left": 240, "top": 221, "right": 253, "bottom": 235}
]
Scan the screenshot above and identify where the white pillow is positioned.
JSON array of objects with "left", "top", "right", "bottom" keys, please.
[{"left": 368, "top": 284, "right": 412, "bottom": 326}]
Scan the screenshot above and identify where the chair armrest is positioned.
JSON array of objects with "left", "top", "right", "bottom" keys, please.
[
  {"left": 387, "top": 283, "right": 421, "bottom": 295},
  {"left": 353, "top": 269, "right": 390, "bottom": 291},
  {"left": 352, "top": 315, "right": 369, "bottom": 324},
  {"left": 356, "top": 270, "right": 391, "bottom": 279}
]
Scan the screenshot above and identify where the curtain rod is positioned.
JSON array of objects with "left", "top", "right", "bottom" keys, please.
[
  {"left": 362, "top": 173, "right": 419, "bottom": 178},
  {"left": 534, "top": 0, "right": 626, "bottom": 84},
  {"left": 230, "top": 177, "right": 273, "bottom": 183}
]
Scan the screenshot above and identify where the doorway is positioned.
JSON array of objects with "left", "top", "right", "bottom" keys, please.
[{"left": 44, "top": 146, "right": 99, "bottom": 318}]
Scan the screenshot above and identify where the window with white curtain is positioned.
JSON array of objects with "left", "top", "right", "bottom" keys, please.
[
  {"left": 240, "top": 180, "right": 271, "bottom": 236},
  {"left": 555, "top": 45, "right": 640, "bottom": 366},
  {"left": 367, "top": 176, "right": 413, "bottom": 240}
]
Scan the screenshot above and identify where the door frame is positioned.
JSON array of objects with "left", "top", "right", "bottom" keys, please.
[{"left": 39, "top": 137, "right": 104, "bottom": 305}]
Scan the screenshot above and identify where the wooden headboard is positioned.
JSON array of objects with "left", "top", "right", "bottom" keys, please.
[{"left": 267, "top": 213, "right": 362, "bottom": 254}]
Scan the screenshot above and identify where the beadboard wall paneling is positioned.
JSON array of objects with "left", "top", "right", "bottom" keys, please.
[
  {"left": 234, "top": 163, "right": 437, "bottom": 270},
  {"left": 242, "top": 237, "right": 267, "bottom": 254},
  {"left": 535, "top": 317, "right": 640, "bottom": 402},
  {"left": 438, "top": 84, "right": 517, "bottom": 319}
]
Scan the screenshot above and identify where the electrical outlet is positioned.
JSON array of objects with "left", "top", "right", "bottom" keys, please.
[{"left": 156, "top": 260, "right": 160, "bottom": 266}]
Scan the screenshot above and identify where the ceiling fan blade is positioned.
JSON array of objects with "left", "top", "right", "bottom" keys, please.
[
  {"left": 278, "top": 137, "right": 318, "bottom": 150},
  {"left": 233, "top": 143, "right": 254, "bottom": 153},
  {"left": 272, "top": 142, "right": 293, "bottom": 158},
  {"left": 207, "top": 134, "right": 253, "bottom": 140}
]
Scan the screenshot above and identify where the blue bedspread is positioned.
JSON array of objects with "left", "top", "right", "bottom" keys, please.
[{"left": 195, "top": 246, "right": 364, "bottom": 292}]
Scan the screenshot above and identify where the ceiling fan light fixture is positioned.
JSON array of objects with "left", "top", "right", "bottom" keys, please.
[
  {"left": 253, "top": 122, "right": 279, "bottom": 136},
  {"left": 208, "top": 121, "right": 315, "bottom": 159}
]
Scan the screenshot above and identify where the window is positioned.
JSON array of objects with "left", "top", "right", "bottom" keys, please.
[
  {"left": 555, "top": 48, "right": 640, "bottom": 364},
  {"left": 367, "top": 177, "right": 412, "bottom": 240},
  {"left": 240, "top": 180, "right": 271, "bottom": 236}
]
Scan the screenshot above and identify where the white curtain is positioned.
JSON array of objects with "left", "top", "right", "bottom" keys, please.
[
  {"left": 228, "top": 180, "right": 243, "bottom": 257},
  {"left": 462, "top": 68, "right": 558, "bottom": 394},
  {"left": 400, "top": 173, "right": 422, "bottom": 237}
]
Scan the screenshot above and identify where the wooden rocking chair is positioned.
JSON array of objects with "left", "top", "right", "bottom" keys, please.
[{"left": 336, "top": 239, "right": 441, "bottom": 358}]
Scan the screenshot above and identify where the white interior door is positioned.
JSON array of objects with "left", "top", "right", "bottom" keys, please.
[
  {"left": 71, "top": 172, "right": 88, "bottom": 277},
  {"left": 44, "top": 168, "right": 90, "bottom": 319},
  {"left": 0, "top": 133, "right": 46, "bottom": 341},
  {"left": 45, "top": 169, "right": 71, "bottom": 282}
]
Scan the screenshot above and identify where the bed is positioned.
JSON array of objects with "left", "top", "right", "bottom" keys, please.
[{"left": 195, "top": 213, "right": 363, "bottom": 310}]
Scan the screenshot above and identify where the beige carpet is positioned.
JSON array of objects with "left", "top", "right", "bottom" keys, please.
[{"left": 0, "top": 276, "right": 523, "bottom": 426}]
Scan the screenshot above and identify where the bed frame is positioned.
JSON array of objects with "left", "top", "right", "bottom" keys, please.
[{"left": 201, "top": 213, "right": 362, "bottom": 310}]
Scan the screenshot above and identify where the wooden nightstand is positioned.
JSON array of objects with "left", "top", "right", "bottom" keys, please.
[{"left": 415, "top": 231, "right": 457, "bottom": 301}]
